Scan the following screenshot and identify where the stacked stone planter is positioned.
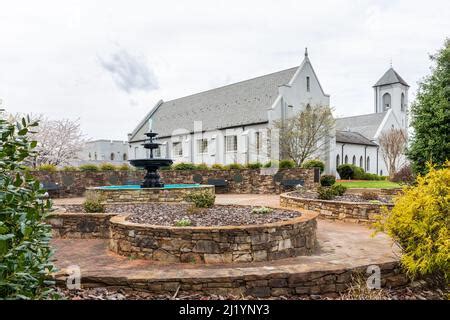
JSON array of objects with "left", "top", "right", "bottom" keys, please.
[
  {"left": 108, "top": 211, "right": 318, "bottom": 263},
  {"left": 280, "top": 192, "right": 394, "bottom": 224},
  {"left": 85, "top": 185, "right": 215, "bottom": 203}
]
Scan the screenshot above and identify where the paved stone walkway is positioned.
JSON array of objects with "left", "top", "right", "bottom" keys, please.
[
  {"left": 53, "top": 193, "right": 282, "bottom": 207},
  {"left": 52, "top": 220, "right": 399, "bottom": 284},
  {"left": 51, "top": 194, "right": 401, "bottom": 294}
]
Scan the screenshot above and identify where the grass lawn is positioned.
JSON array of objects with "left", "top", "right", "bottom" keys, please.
[{"left": 336, "top": 180, "right": 401, "bottom": 189}]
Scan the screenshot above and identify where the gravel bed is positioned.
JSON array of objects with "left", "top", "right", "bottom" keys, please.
[
  {"left": 290, "top": 191, "right": 392, "bottom": 204},
  {"left": 123, "top": 203, "right": 302, "bottom": 227},
  {"left": 56, "top": 283, "right": 447, "bottom": 300}
]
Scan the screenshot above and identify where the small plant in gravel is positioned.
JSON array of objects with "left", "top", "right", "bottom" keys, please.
[
  {"left": 317, "top": 186, "right": 336, "bottom": 200},
  {"left": 175, "top": 218, "right": 192, "bottom": 227},
  {"left": 251, "top": 206, "right": 273, "bottom": 214},
  {"left": 331, "top": 184, "right": 347, "bottom": 196},
  {"left": 83, "top": 194, "right": 105, "bottom": 213},
  {"left": 361, "top": 191, "right": 379, "bottom": 201},
  {"left": 185, "top": 191, "right": 215, "bottom": 208},
  {"left": 320, "top": 174, "right": 336, "bottom": 186},
  {"left": 340, "top": 273, "right": 387, "bottom": 300}
]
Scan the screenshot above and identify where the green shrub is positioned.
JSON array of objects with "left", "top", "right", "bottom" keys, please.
[
  {"left": 302, "top": 159, "right": 325, "bottom": 173},
  {"left": 263, "top": 161, "right": 272, "bottom": 168},
  {"left": 61, "top": 165, "right": 78, "bottom": 171},
  {"left": 185, "top": 191, "right": 216, "bottom": 208},
  {"left": 172, "top": 162, "right": 197, "bottom": 170},
  {"left": 361, "top": 191, "right": 379, "bottom": 200},
  {"left": 320, "top": 174, "right": 336, "bottom": 186},
  {"left": 363, "top": 172, "right": 385, "bottom": 180},
  {"left": 83, "top": 194, "right": 105, "bottom": 213},
  {"left": 211, "top": 163, "right": 225, "bottom": 170},
  {"left": 246, "top": 162, "right": 262, "bottom": 169},
  {"left": 225, "top": 163, "right": 244, "bottom": 170},
  {"left": 99, "top": 163, "right": 117, "bottom": 171},
  {"left": 374, "top": 163, "right": 450, "bottom": 284},
  {"left": 352, "top": 166, "right": 366, "bottom": 179},
  {"left": 159, "top": 164, "right": 172, "bottom": 170},
  {"left": 118, "top": 163, "right": 131, "bottom": 171},
  {"left": 279, "top": 159, "right": 296, "bottom": 169},
  {"left": 251, "top": 206, "right": 273, "bottom": 214},
  {"left": 175, "top": 218, "right": 192, "bottom": 227},
  {"left": 79, "top": 164, "right": 99, "bottom": 172},
  {"left": 36, "top": 164, "right": 57, "bottom": 172},
  {"left": 317, "top": 186, "right": 336, "bottom": 200},
  {"left": 195, "top": 163, "right": 209, "bottom": 170},
  {"left": 0, "top": 112, "right": 58, "bottom": 299},
  {"left": 337, "top": 164, "right": 355, "bottom": 179},
  {"left": 331, "top": 184, "right": 347, "bottom": 196}
]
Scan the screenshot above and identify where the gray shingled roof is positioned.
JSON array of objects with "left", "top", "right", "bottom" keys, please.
[
  {"left": 336, "top": 130, "right": 378, "bottom": 146},
  {"left": 374, "top": 68, "right": 409, "bottom": 87},
  {"left": 130, "top": 67, "right": 298, "bottom": 141},
  {"left": 335, "top": 112, "right": 387, "bottom": 140}
]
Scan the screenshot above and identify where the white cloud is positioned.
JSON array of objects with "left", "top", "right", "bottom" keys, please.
[{"left": 0, "top": 0, "right": 449, "bottom": 139}]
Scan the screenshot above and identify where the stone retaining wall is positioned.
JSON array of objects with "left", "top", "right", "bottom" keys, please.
[
  {"left": 32, "top": 167, "right": 317, "bottom": 198},
  {"left": 55, "top": 261, "right": 407, "bottom": 297},
  {"left": 344, "top": 187, "right": 402, "bottom": 197},
  {"left": 280, "top": 192, "right": 394, "bottom": 224},
  {"left": 47, "top": 212, "right": 118, "bottom": 239},
  {"left": 85, "top": 185, "right": 215, "bottom": 203},
  {"left": 109, "top": 212, "right": 318, "bottom": 263}
]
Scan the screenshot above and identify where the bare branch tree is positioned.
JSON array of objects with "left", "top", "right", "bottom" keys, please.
[
  {"left": 379, "top": 128, "right": 407, "bottom": 178},
  {"left": 8, "top": 113, "right": 86, "bottom": 167},
  {"left": 273, "top": 105, "right": 335, "bottom": 166}
]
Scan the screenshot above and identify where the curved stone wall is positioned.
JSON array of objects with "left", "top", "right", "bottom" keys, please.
[
  {"left": 109, "top": 211, "right": 318, "bottom": 263},
  {"left": 86, "top": 185, "right": 215, "bottom": 203},
  {"left": 280, "top": 192, "right": 394, "bottom": 223}
]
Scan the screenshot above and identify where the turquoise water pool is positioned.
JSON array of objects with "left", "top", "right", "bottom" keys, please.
[{"left": 95, "top": 184, "right": 201, "bottom": 190}]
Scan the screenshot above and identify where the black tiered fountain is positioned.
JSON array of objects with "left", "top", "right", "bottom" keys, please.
[{"left": 129, "top": 131, "right": 173, "bottom": 188}]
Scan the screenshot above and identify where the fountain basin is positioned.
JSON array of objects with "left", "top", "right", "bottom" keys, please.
[{"left": 86, "top": 184, "right": 214, "bottom": 203}]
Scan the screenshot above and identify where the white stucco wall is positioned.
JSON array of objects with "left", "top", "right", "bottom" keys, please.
[
  {"left": 76, "top": 140, "right": 129, "bottom": 165},
  {"left": 335, "top": 142, "right": 380, "bottom": 175}
]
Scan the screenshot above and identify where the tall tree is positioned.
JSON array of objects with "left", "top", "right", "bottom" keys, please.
[
  {"left": 274, "top": 105, "right": 335, "bottom": 166},
  {"left": 407, "top": 39, "right": 450, "bottom": 175},
  {"left": 379, "top": 128, "right": 408, "bottom": 178}
]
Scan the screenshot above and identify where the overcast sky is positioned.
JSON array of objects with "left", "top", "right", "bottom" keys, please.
[{"left": 1, "top": 0, "right": 449, "bottom": 140}]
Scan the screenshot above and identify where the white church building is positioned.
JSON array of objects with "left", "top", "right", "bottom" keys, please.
[{"left": 128, "top": 50, "right": 409, "bottom": 176}]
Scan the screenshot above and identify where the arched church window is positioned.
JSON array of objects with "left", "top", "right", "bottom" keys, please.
[
  {"left": 336, "top": 154, "right": 340, "bottom": 167},
  {"left": 366, "top": 156, "right": 370, "bottom": 171},
  {"left": 401, "top": 93, "right": 405, "bottom": 111},
  {"left": 383, "top": 93, "right": 391, "bottom": 111},
  {"left": 88, "top": 152, "right": 91, "bottom": 160},
  {"left": 352, "top": 155, "right": 356, "bottom": 165},
  {"left": 110, "top": 153, "right": 115, "bottom": 161},
  {"left": 306, "top": 77, "right": 310, "bottom": 92},
  {"left": 123, "top": 153, "right": 127, "bottom": 161},
  {"left": 344, "top": 155, "right": 348, "bottom": 164},
  {"left": 94, "top": 152, "right": 97, "bottom": 160},
  {"left": 359, "top": 156, "right": 363, "bottom": 168}
]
